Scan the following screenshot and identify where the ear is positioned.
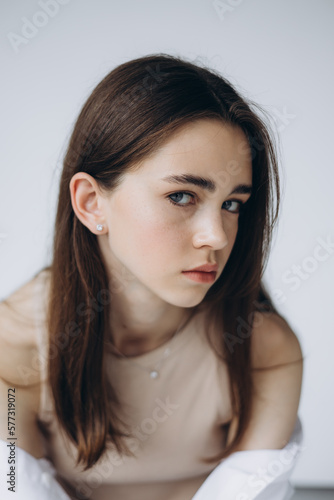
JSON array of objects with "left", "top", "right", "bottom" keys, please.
[{"left": 69, "top": 172, "right": 107, "bottom": 234}]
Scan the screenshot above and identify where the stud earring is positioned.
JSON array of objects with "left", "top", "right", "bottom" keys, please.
[{"left": 96, "top": 224, "right": 103, "bottom": 232}]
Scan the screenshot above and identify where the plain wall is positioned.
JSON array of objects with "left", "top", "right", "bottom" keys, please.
[{"left": 1, "top": 0, "right": 333, "bottom": 487}]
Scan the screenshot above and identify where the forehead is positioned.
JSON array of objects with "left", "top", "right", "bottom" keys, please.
[
  {"left": 160, "top": 119, "right": 249, "bottom": 153},
  {"left": 128, "top": 119, "right": 252, "bottom": 185},
  {"left": 139, "top": 119, "right": 252, "bottom": 182}
]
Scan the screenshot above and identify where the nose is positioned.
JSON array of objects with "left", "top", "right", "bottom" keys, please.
[{"left": 192, "top": 210, "right": 229, "bottom": 250}]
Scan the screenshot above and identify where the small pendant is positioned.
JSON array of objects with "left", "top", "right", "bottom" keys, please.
[{"left": 150, "top": 370, "right": 159, "bottom": 379}]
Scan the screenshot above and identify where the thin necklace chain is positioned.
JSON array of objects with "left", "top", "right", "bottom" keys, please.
[{"left": 106, "top": 310, "right": 196, "bottom": 379}]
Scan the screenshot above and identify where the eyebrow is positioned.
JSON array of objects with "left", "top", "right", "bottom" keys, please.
[{"left": 161, "top": 174, "right": 252, "bottom": 196}]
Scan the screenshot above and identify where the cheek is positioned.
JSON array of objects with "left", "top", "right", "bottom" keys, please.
[
  {"left": 223, "top": 219, "right": 239, "bottom": 254},
  {"left": 137, "top": 220, "right": 186, "bottom": 260},
  {"left": 112, "top": 198, "right": 185, "bottom": 261}
]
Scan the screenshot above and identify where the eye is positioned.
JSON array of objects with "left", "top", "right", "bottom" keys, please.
[
  {"left": 167, "top": 192, "right": 246, "bottom": 213},
  {"left": 222, "top": 200, "right": 244, "bottom": 214},
  {"left": 167, "top": 192, "right": 195, "bottom": 207}
]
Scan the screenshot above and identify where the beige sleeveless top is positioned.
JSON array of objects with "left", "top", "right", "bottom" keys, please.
[{"left": 33, "top": 270, "right": 233, "bottom": 500}]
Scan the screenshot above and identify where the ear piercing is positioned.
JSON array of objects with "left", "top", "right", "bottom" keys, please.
[{"left": 96, "top": 224, "right": 104, "bottom": 232}]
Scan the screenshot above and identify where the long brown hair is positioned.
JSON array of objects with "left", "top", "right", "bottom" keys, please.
[{"left": 45, "top": 53, "right": 284, "bottom": 470}]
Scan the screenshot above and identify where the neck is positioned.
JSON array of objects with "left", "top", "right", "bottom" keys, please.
[{"left": 106, "top": 290, "right": 197, "bottom": 356}]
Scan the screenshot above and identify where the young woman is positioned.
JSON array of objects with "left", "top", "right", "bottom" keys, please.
[{"left": 0, "top": 54, "right": 303, "bottom": 500}]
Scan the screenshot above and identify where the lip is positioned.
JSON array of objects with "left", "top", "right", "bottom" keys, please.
[
  {"left": 181, "top": 270, "right": 217, "bottom": 283},
  {"left": 181, "top": 263, "right": 218, "bottom": 284},
  {"left": 184, "top": 263, "right": 219, "bottom": 273}
]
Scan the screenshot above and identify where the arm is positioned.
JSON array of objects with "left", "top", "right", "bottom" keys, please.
[
  {"left": 228, "top": 311, "right": 303, "bottom": 451},
  {"left": 192, "top": 311, "right": 304, "bottom": 500},
  {"left": 0, "top": 276, "right": 72, "bottom": 500}
]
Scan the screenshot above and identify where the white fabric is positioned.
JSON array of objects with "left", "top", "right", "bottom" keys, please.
[
  {"left": 0, "top": 441, "right": 71, "bottom": 500},
  {"left": 0, "top": 416, "right": 303, "bottom": 500},
  {"left": 192, "top": 416, "right": 304, "bottom": 500}
]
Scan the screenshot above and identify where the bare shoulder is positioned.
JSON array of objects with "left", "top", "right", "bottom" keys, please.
[
  {"left": 251, "top": 310, "right": 303, "bottom": 369},
  {"left": 0, "top": 269, "right": 51, "bottom": 457},
  {"left": 226, "top": 310, "right": 304, "bottom": 451},
  {"left": 226, "top": 310, "right": 303, "bottom": 450},
  {"left": 0, "top": 268, "right": 51, "bottom": 387}
]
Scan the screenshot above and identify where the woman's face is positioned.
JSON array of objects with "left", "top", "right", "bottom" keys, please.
[{"left": 98, "top": 119, "right": 252, "bottom": 308}]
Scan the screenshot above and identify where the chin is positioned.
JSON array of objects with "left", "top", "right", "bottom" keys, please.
[{"left": 161, "top": 290, "right": 207, "bottom": 309}]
